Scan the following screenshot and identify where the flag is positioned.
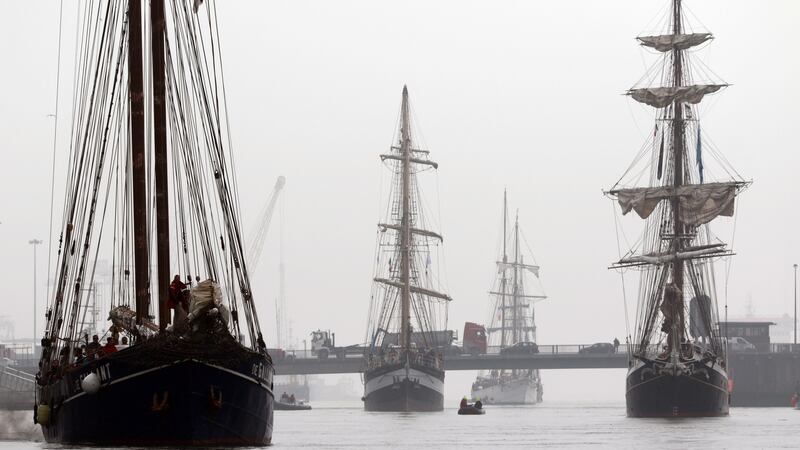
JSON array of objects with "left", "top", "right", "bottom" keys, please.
[
  {"left": 696, "top": 125, "right": 703, "bottom": 184},
  {"left": 656, "top": 125, "right": 664, "bottom": 180}
]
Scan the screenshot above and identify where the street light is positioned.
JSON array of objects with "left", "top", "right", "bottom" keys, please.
[
  {"left": 29, "top": 239, "right": 43, "bottom": 346},
  {"left": 794, "top": 263, "right": 798, "bottom": 346}
]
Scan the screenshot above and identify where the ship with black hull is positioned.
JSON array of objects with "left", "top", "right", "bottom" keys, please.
[
  {"left": 35, "top": 0, "right": 274, "bottom": 445},
  {"left": 363, "top": 86, "right": 451, "bottom": 412},
  {"left": 471, "top": 191, "right": 547, "bottom": 405},
  {"left": 607, "top": 0, "right": 749, "bottom": 418}
]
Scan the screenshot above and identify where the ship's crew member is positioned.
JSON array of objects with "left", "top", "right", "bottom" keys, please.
[
  {"left": 613, "top": 338, "right": 620, "bottom": 353},
  {"left": 102, "top": 337, "right": 118, "bottom": 355},
  {"left": 474, "top": 398, "right": 482, "bottom": 409},
  {"left": 257, "top": 332, "right": 267, "bottom": 351},
  {"left": 74, "top": 345, "right": 87, "bottom": 365},
  {"left": 169, "top": 274, "right": 188, "bottom": 310},
  {"left": 460, "top": 397, "right": 468, "bottom": 409},
  {"left": 86, "top": 334, "right": 101, "bottom": 358},
  {"left": 116, "top": 336, "right": 130, "bottom": 350}
]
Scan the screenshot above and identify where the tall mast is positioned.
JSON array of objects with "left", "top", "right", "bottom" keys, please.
[
  {"left": 151, "top": 0, "right": 171, "bottom": 332},
  {"left": 128, "top": 0, "right": 150, "bottom": 325},
  {"left": 512, "top": 211, "right": 520, "bottom": 344},
  {"left": 500, "top": 190, "right": 508, "bottom": 347},
  {"left": 399, "top": 86, "right": 412, "bottom": 352},
  {"left": 670, "top": 0, "right": 686, "bottom": 351}
]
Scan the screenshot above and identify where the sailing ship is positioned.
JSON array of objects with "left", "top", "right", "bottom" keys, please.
[
  {"left": 35, "top": 0, "right": 274, "bottom": 444},
  {"left": 607, "top": 0, "right": 748, "bottom": 417},
  {"left": 363, "top": 86, "right": 451, "bottom": 412},
  {"left": 471, "top": 191, "right": 546, "bottom": 405}
]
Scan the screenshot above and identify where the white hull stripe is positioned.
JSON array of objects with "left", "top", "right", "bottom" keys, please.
[
  {"left": 61, "top": 359, "right": 272, "bottom": 406},
  {"left": 365, "top": 368, "right": 444, "bottom": 396}
]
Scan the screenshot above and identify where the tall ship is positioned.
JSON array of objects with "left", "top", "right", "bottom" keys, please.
[
  {"left": 363, "top": 86, "right": 452, "bottom": 412},
  {"left": 35, "top": 0, "right": 274, "bottom": 444},
  {"left": 471, "top": 191, "right": 546, "bottom": 405},
  {"left": 607, "top": 0, "right": 748, "bottom": 417}
]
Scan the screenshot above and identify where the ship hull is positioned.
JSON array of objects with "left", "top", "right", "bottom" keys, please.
[
  {"left": 626, "top": 359, "right": 729, "bottom": 418},
  {"left": 38, "top": 343, "right": 274, "bottom": 446},
  {"left": 363, "top": 363, "right": 444, "bottom": 412},
  {"left": 471, "top": 375, "right": 541, "bottom": 405}
]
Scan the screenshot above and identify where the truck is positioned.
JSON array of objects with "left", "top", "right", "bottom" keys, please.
[
  {"left": 310, "top": 330, "right": 365, "bottom": 359},
  {"left": 310, "top": 322, "right": 487, "bottom": 360},
  {"left": 461, "top": 322, "right": 488, "bottom": 356},
  {"left": 374, "top": 322, "right": 487, "bottom": 356}
]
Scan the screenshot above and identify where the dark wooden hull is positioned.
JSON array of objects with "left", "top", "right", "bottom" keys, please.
[
  {"left": 363, "top": 362, "right": 444, "bottom": 412},
  {"left": 38, "top": 341, "right": 274, "bottom": 446},
  {"left": 626, "top": 359, "right": 729, "bottom": 418}
]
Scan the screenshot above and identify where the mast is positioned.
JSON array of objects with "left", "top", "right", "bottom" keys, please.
[
  {"left": 670, "top": 0, "right": 686, "bottom": 352},
  {"left": 399, "top": 86, "right": 412, "bottom": 353},
  {"left": 128, "top": 0, "right": 150, "bottom": 325},
  {"left": 512, "top": 211, "right": 520, "bottom": 344},
  {"left": 500, "top": 190, "right": 508, "bottom": 347},
  {"left": 151, "top": 0, "right": 171, "bottom": 332}
]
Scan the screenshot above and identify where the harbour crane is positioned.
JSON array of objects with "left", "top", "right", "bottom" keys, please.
[{"left": 247, "top": 175, "right": 286, "bottom": 271}]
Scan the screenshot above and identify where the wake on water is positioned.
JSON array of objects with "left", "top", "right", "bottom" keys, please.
[{"left": 0, "top": 411, "right": 42, "bottom": 442}]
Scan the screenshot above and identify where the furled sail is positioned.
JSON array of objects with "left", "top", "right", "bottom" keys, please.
[
  {"left": 617, "top": 244, "right": 727, "bottom": 265},
  {"left": 613, "top": 182, "right": 740, "bottom": 226},
  {"left": 374, "top": 278, "right": 453, "bottom": 301},
  {"left": 637, "top": 33, "right": 712, "bottom": 52},
  {"left": 628, "top": 85, "right": 726, "bottom": 108},
  {"left": 496, "top": 261, "right": 539, "bottom": 277}
]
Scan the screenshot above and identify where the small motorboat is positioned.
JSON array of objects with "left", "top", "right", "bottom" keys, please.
[
  {"left": 458, "top": 404, "right": 485, "bottom": 415},
  {"left": 275, "top": 401, "right": 312, "bottom": 411}
]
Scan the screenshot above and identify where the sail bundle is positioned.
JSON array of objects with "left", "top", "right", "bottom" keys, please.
[
  {"left": 637, "top": 33, "right": 712, "bottom": 52},
  {"left": 628, "top": 85, "right": 726, "bottom": 108},
  {"left": 496, "top": 261, "right": 539, "bottom": 277},
  {"left": 612, "top": 182, "right": 741, "bottom": 226}
]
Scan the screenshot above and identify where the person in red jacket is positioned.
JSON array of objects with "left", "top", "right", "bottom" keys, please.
[{"left": 102, "top": 337, "right": 118, "bottom": 355}]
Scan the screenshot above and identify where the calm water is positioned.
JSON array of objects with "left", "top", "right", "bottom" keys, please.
[{"left": 1, "top": 402, "right": 798, "bottom": 449}]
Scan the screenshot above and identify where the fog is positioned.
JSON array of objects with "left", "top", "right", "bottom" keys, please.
[{"left": 1, "top": 0, "right": 799, "bottom": 400}]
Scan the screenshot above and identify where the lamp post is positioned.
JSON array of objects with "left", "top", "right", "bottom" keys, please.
[
  {"left": 29, "top": 239, "right": 43, "bottom": 345},
  {"left": 794, "top": 263, "right": 798, "bottom": 345}
]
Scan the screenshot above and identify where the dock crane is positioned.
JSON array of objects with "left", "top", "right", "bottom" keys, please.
[{"left": 247, "top": 175, "right": 286, "bottom": 271}]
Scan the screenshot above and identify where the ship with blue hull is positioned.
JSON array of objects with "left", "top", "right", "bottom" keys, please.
[
  {"left": 36, "top": 0, "right": 274, "bottom": 444},
  {"left": 363, "top": 86, "right": 451, "bottom": 412},
  {"left": 607, "top": 0, "right": 749, "bottom": 418}
]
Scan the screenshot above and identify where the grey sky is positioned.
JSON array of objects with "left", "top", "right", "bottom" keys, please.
[{"left": 1, "top": 0, "right": 798, "bottom": 364}]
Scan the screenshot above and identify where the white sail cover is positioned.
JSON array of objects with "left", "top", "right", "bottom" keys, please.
[
  {"left": 615, "top": 182, "right": 740, "bottom": 226},
  {"left": 637, "top": 33, "right": 712, "bottom": 52},
  {"left": 619, "top": 245, "right": 727, "bottom": 265},
  {"left": 628, "top": 85, "right": 725, "bottom": 108},
  {"left": 496, "top": 261, "right": 539, "bottom": 277}
]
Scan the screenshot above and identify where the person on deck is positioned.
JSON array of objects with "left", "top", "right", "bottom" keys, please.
[
  {"left": 86, "top": 334, "right": 101, "bottom": 359},
  {"left": 169, "top": 275, "right": 188, "bottom": 309},
  {"left": 102, "top": 337, "right": 118, "bottom": 355},
  {"left": 613, "top": 337, "right": 620, "bottom": 353},
  {"left": 459, "top": 397, "right": 468, "bottom": 409}
]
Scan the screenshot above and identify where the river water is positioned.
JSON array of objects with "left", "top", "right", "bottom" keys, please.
[{"left": 1, "top": 401, "right": 797, "bottom": 449}]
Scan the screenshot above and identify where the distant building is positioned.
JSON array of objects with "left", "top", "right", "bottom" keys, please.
[{"left": 719, "top": 321, "right": 775, "bottom": 352}]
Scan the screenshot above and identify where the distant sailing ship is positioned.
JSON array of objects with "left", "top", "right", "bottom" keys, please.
[
  {"left": 607, "top": 0, "right": 748, "bottom": 417},
  {"left": 471, "top": 191, "right": 546, "bottom": 405},
  {"left": 363, "top": 86, "right": 452, "bottom": 412},
  {"left": 36, "top": 1, "right": 273, "bottom": 444}
]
